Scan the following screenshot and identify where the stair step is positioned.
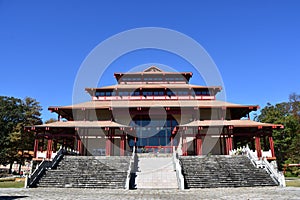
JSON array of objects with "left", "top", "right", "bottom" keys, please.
[
  {"left": 179, "top": 155, "right": 278, "bottom": 188},
  {"left": 37, "top": 155, "right": 131, "bottom": 189}
]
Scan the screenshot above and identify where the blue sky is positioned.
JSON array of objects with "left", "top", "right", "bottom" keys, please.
[{"left": 0, "top": 1, "right": 299, "bottom": 121}]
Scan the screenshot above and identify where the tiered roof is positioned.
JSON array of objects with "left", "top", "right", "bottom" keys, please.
[{"left": 32, "top": 66, "right": 284, "bottom": 133}]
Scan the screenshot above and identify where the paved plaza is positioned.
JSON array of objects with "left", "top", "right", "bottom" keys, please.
[{"left": 0, "top": 187, "right": 300, "bottom": 200}]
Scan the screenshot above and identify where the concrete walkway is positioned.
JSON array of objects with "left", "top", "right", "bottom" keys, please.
[
  {"left": 135, "top": 156, "right": 178, "bottom": 189},
  {"left": 0, "top": 187, "right": 300, "bottom": 199}
]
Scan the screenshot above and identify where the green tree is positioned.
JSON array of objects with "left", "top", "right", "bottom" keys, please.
[
  {"left": 0, "top": 96, "right": 23, "bottom": 166},
  {"left": 0, "top": 96, "right": 42, "bottom": 173},
  {"left": 257, "top": 93, "right": 300, "bottom": 175}
]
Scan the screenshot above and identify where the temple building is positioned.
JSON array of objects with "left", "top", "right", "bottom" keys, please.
[{"left": 29, "top": 66, "right": 283, "bottom": 161}]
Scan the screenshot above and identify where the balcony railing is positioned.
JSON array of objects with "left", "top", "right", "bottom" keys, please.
[{"left": 93, "top": 95, "right": 215, "bottom": 101}]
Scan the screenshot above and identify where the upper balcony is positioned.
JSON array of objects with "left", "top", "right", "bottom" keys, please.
[{"left": 88, "top": 88, "right": 217, "bottom": 101}]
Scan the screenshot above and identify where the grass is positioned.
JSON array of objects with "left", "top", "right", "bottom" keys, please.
[
  {"left": 285, "top": 176, "right": 300, "bottom": 187},
  {"left": 286, "top": 180, "right": 300, "bottom": 187},
  {"left": 0, "top": 180, "right": 25, "bottom": 188}
]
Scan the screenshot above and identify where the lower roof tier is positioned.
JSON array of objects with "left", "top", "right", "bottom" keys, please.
[
  {"left": 29, "top": 119, "right": 283, "bottom": 132},
  {"left": 178, "top": 120, "right": 283, "bottom": 129},
  {"left": 49, "top": 99, "right": 258, "bottom": 110}
]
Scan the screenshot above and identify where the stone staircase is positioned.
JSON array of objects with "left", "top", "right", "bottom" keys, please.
[
  {"left": 37, "top": 156, "right": 130, "bottom": 188},
  {"left": 180, "top": 155, "right": 278, "bottom": 188},
  {"left": 135, "top": 153, "right": 178, "bottom": 189}
]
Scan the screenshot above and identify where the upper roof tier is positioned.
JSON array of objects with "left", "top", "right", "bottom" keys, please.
[
  {"left": 114, "top": 66, "right": 193, "bottom": 84},
  {"left": 86, "top": 66, "right": 222, "bottom": 98}
]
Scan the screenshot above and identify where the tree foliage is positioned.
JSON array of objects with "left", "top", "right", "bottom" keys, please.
[
  {"left": 257, "top": 93, "right": 300, "bottom": 175},
  {"left": 45, "top": 118, "right": 57, "bottom": 124},
  {"left": 0, "top": 96, "right": 42, "bottom": 171}
]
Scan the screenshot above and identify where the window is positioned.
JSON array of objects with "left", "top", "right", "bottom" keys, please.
[
  {"left": 132, "top": 91, "right": 140, "bottom": 96},
  {"left": 153, "top": 77, "right": 163, "bottom": 81},
  {"left": 194, "top": 90, "right": 211, "bottom": 96},
  {"left": 129, "top": 117, "right": 178, "bottom": 147},
  {"left": 132, "top": 77, "right": 141, "bottom": 81},
  {"left": 167, "top": 91, "right": 175, "bottom": 96},
  {"left": 166, "top": 77, "right": 175, "bottom": 81},
  {"left": 119, "top": 91, "right": 129, "bottom": 96},
  {"left": 142, "top": 91, "right": 153, "bottom": 96},
  {"left": 144, "top": 77, "right": 153, "bottom": 81},
  {"left": 153, "top": 90, "right": 164, "bottom": 96},
  {"left": 95, "top": 91, "right": 105, "bottom": 97},
  {"left": 177, "top": 91, "right": 188, "bottom": 96},
  {"left": 195, "top": 91, "right": 201, "bottom": 96},
  {"left": 106, "top": 91, "right": 112, "bottom": 96}
]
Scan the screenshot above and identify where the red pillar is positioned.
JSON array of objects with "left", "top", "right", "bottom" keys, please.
[
  {"left": 226, "top": 137, "right": 230, "bottom": 155},
  {"left": 269, "top": 136, "right": 275, "bottom": 157},
  {"left": 106, "top": 137, "right": 111, "bottom": 156},
  {"left": 225, "top": 137, "right": 233, "bottom": 155},
  {"left": 225, "top": 137, "right": 229, "bottom": 155},
  {"left": 46, "top": 139, "right": 53, "bottom": 159},
  {"left": 196, "top": 136, "right": 202, "bottom": 155},
  {"left": 228, "top": 137, "right": 233, "bottom": 152},
  {"left": 120, "top": 136, "right": 125, "bottom": 156},
  {"left": 33, "top": 139, "right": 39, "bottom": 158},
  {"left": 255, "top": 136, "right": 262, "bottom": 158},
  {"left": 182, "top": 137, "right": 187, "bottom": 156},
  {"left": 77, "top": 139, "right": 82, "bottom": 155}
]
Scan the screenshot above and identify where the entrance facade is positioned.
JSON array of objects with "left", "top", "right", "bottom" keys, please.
[{"left": 129, "top": 115, "right": 178, "bottom": 153}]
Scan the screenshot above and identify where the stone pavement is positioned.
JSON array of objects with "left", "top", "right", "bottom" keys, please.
[{"left": 0, "top": 187, "right": 300, "bottom": 200}]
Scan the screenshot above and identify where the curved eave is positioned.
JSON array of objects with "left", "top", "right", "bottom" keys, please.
[
  {"left": 48, "top": 100, "right": 259, "bottom": 119},
  {"left": 176, "top": 120, "right": 284, "bottom": 129},
  {"left": 27, "top": 120, "right": 131, "bottom": 131}
]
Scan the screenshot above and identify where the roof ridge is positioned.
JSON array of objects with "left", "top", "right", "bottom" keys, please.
[{"left": 143, "top": 66, "right": 163, "bottom": 72}]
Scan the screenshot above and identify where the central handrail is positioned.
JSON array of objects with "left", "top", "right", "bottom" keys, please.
[
  {"left": 125, "top": 146, "right": 136, "bottom": 190},
  {"left": 172, "top": 146, "right": 185, "bottom": 190}
]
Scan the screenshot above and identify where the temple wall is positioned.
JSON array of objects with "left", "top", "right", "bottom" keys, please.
[
  {"left": 85, "top": 137, "right": 106, "bottom": 156},
  {"left": 226, "top": 109, "right": 231, "bottom": 120},
  {"left": 95, "top": 109, "right": 111, "bottom": 121},
  {"left": 202, "top": 136, "right": 221, "bottom": 155}
]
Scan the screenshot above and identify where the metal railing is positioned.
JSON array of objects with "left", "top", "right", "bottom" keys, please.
[
  {"left": 261, "top": 157, "right": 286, "bottom": 187},
  {"left": 51, "top": 147, "right": 66, "bottom": 169},
  {"left": 125, "top": 146, "right": 136, "bottom": 190},
  {"left": 26, "top": 146, "right": 66, "bottom": 188},
  {"left": 243, "top": 145, "right": 286, "bottom": 187},
  {"left": 172, "top": 146, "right": 185, "bottom": 190},
  {"left": 26, "top": 159, "right": 52, "bottom": 188}
]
